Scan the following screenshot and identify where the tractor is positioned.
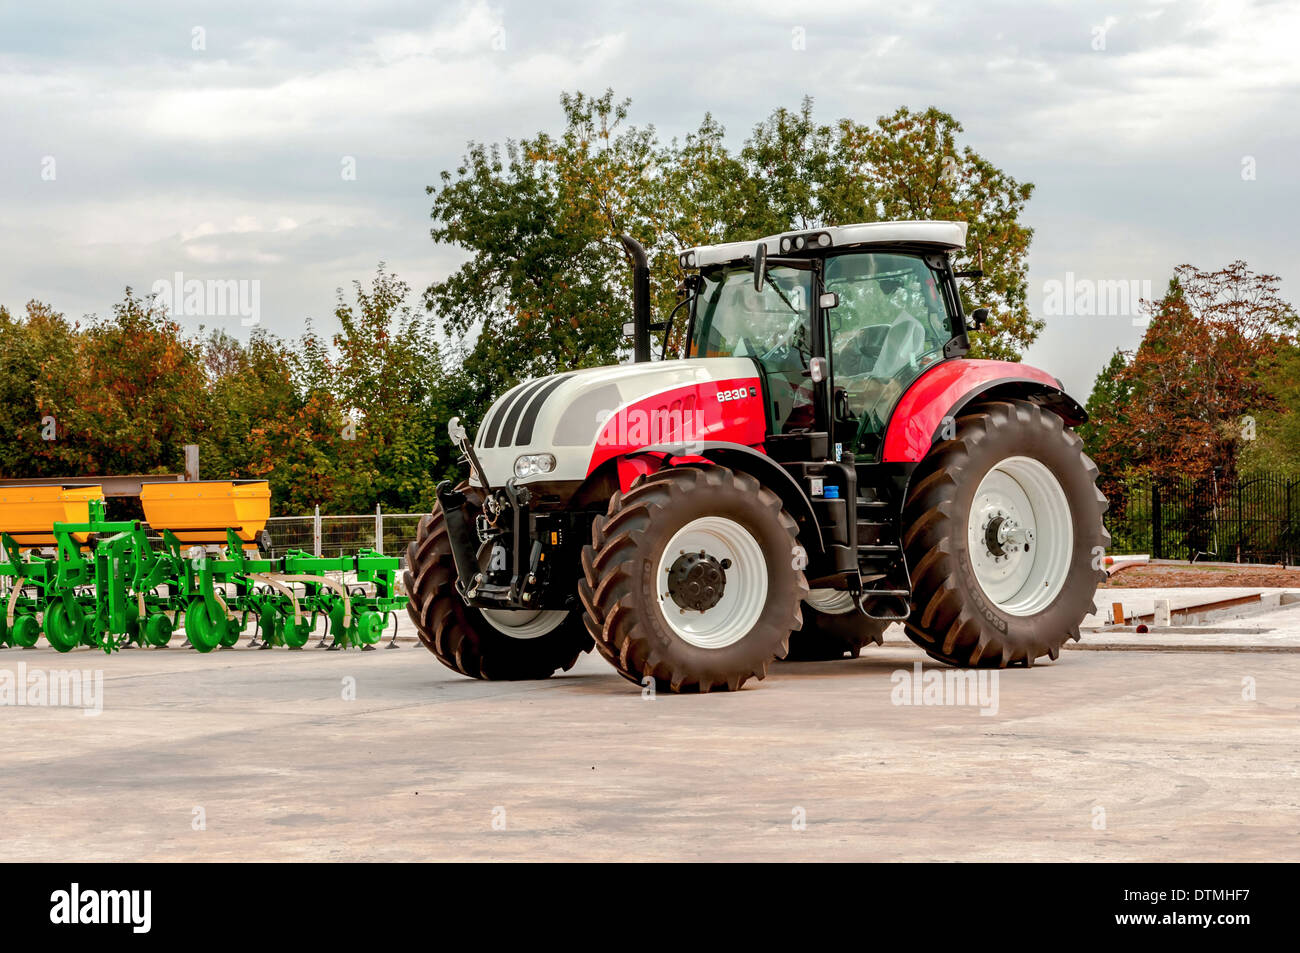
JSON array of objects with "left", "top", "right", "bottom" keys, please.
[{"left": 405, "top": 221, "right": 1109, "bottom": 692}]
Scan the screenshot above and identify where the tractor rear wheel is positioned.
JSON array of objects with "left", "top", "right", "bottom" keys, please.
[
  {"left": 781, "top": 590, "right": 887, "bottom": 661},
  {"left": 579, "top": 466, "right": 808, "bottom": 692},
  {"left": 404, "top": 486, "right": 592, "bottom": 680},
  {"left": 902, "top": 399, "right": 1108, "bottom": 667}
]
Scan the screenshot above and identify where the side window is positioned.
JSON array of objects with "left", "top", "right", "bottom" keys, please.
[{"left": 827, "top": 253, "right": 953, "bottom": 455}]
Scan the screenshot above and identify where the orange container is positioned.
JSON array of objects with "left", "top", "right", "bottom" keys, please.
[
  {"left": 0, "top": 484, "right": 104, "bottom": 546},
  {"left": 140, "top": 480, "right": 271, "bottom": 543}
]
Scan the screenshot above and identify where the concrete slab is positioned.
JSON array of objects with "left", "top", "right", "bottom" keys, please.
[
  {"left": 1, "top": 640, "right": 1297, "bottom": 862},
  {"left": 1083, "top": 587, "right": 1300, "bottom": 625}
]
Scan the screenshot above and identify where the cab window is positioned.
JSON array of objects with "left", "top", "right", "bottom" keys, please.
[
  {"left": 689, "top": 265, "right": 816, "bottom": 433},
  {"left": 826, "top": 252, "right": 956, "bottom": 456}
]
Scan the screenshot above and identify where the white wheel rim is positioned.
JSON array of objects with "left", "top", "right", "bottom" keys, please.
[
  {"left": 806, "top": 589, "right": 855, "bottom": 615},
  {"left": 968, "top": 456, "right": 1072, "bottom": 617},
  {"left": 656, "top": 516, "right": 768, "bottom": 649},
  {"left": 480, "top": 608, "right": 567, "bottom": 640}
]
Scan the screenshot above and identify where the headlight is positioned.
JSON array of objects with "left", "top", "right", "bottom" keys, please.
[{"left": 513, "top": 453, "right": 556, "bottom": 478}]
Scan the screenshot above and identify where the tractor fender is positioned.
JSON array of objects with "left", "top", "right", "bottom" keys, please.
[
  {"left": 635, "top": 441, "right": 826, "bottom": 558},
  {"left": 881, "top": 359, "right": 1086, "bottom": 464}
]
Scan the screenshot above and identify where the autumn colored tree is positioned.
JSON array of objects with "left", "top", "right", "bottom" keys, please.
[
  {"left": 1084, "top": 262, "right": 1298, "bottom": 482},
  {"left": 23, "top": 289, "right": 210, "bottom": 477}
]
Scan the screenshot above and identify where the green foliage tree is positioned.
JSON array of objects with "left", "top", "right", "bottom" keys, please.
[
  {"left": 0, "top": 301, "right": 82, "bottom": 478},
  {"left": 1079, "top": 348, "right": 1136, "bottom": 492},
  {"left": 426, "top": 91, "right": 1041, "bottom": 425},
  {"left": 843, "top": 106, "right": 1037, "bottom": 359}
]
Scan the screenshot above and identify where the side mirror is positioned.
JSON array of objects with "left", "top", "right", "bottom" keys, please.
[
  {"left": 752, "top": 243, "right": 768, "bottom": 292},
  {"left": 969, "top": 307, "right": 990, "bottom": 331}
]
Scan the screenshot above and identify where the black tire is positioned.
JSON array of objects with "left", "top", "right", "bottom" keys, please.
[
  {"left": 404, "top": 486, "right": 592, "bottom": 680},
  {"left": 782, "top": 595, "right": 887, "bottom": 661},
  {"left": 578, "top": 466, "right": 808, "bottom": 693},
  {"left": 902, "top": 399, "right": 1108, "bottom": 667}
]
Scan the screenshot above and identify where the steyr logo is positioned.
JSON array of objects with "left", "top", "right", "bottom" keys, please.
[{"left": 49, "top": 883, "right": 151, "bottom": 934}]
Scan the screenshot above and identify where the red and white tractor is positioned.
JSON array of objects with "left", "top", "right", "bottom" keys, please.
[{"left": 406, "top": 221, "right": 1109, "bottom": 692}]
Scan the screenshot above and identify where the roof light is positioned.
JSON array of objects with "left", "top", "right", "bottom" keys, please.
[
  {"left": 817, "top": 233, "right": 831, "bottom": 247},
  {"left": 796, "top": 236, "right": 806, "bottom": 249},
  {"left": 780, "top": 238, "right": 791, "bottom": 252}
]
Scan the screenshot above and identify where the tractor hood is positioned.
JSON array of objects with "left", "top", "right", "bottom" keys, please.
[{"left": 471, "top": 357, "right": 766, "bottom": 486}]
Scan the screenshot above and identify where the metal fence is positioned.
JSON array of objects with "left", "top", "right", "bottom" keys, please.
[
  {"left": 1105, "top": 472, "right": 1300, "bottom": 564},
  {"left": 264, "top": 508, "right": 426, "bottom": 564}
]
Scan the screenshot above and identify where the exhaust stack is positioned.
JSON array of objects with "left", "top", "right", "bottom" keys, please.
[{"left": 619, "top": 234, "right": 652, "bottom": 363}]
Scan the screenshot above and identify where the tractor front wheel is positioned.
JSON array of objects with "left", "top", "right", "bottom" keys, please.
[
  {"left": 404, "top": 486, "right": 592, "bottom": 680},
  {"left": 902, "top": 399, "right": 1108, "bottom": 667},
  {"left": 580, "top": 466, "right": 808, "bottom": 692}
]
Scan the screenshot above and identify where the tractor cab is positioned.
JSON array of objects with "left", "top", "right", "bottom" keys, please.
[{"left": 679, "top": 221, "right": 971, "bottom": 461}]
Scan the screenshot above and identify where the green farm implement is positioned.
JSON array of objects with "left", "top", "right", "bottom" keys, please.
[{"left": 0, "top": 482, "right": 405, "bottom": 653}]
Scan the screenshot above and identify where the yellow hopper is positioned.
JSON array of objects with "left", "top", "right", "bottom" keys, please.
[
  {"left": 0, "top": 484, "right": 105, "bottom": 546},
  {"left": 140, "top": 480, "right": 271, "bottom": 544}
]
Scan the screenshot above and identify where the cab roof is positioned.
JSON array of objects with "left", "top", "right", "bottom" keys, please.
[{"left": 678, "top": 220, "right": 968, "bottom": 270}]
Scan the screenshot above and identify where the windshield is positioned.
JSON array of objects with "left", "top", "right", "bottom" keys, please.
[
  {"left": 689, "top": 265, "right": 816, "bottom": 433},
  {"left": 689, "top": 265, "right": 811, "bottom": 361}
]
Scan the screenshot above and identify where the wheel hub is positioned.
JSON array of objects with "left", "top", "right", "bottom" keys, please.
[
  {"left": 967, "top": 456, "right": 1072, "bottom": 617},
  {"left": 656, "top": 516, "right": 767, "bottom": 649},
  {"left": 982, "top": 513, "right": 1033, "bottom": 559},
  {"left": 667, "top": 551, "right": 730, "bottom": 612}
]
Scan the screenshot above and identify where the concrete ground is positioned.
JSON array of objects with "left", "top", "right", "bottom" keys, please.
[{"left": 2, "top": 620, "right": 1298, "bottom": 861}]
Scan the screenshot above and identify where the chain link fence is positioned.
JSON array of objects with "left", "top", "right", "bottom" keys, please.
[{"left": 264, "top": 509, "right": 426, "bottom": 564}]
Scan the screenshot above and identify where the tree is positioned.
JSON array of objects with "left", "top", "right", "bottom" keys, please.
[
  {"left": 1079, "top": 348, "right": 1135, "bottom": 483},
  {"left": 425, "top": 91, "right": 1041, "bottom": 427},
  {"left": 843, "top": 107, "right": 1037, "bottom": 359},
  {"left": 1085, "top": 263, "right": 1297, "bottom": 481},
  {"left": 330, "top": 266, "right": 453, "bottom": 512},
  {"left": 0, "top": 301, "right": 82, "bottom": 478},
  {"left": 28, "top": 289, "right": 209, "bottom": 477}
]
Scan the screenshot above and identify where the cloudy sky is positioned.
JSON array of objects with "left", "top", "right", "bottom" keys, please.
[{"left": 1, "top": 0, "right": 1296, "bottom": 399}]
